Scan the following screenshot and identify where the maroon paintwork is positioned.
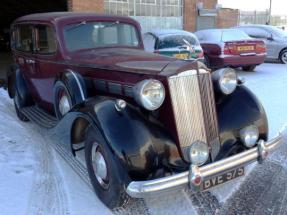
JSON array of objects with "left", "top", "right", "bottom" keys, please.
[{"left": 11, "top": 12, "right": 198, "bottom": 154}]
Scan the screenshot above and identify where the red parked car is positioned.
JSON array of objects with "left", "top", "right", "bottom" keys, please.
[
  {"left": 5, "top": 13, "right": 286, "bottom": 209},
  {"left": 195, "top": 29, "right": 266, "bottom": 71}
]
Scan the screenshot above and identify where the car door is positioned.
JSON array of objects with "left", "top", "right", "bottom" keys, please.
[
  {"left": 12, "top": 24, "right": 39, "bottom": 100},
  {"left": 33, "top": 24, "right": 59, "bottom": 111},
  {"left": 242, "top": 27, "right": 275, "bottom": 59}
]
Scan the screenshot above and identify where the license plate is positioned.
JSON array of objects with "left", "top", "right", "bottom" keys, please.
[
  {"left": 201, "top": 167, "right": 245, "bottom": 191},
  {"left": 237, "top": 46, "right": 254, "bottom": 51},
  {"left": 174, "top": 53, "right": 188, "bottom": 59}
]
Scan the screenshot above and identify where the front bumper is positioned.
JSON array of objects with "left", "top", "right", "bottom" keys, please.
[{"left": 126, "top": 126, "right": 287, "bottom": 198}]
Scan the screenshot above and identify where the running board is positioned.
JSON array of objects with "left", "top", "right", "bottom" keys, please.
[{"left": 21, "top": 106, "right": 58, "bottom": 128}]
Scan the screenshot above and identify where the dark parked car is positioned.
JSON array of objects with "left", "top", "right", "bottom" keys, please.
[
  {"left": 235, "top": 25, "right": 287, "bottom": 64},
  {"left": 143, "top": 29, "right": 204, "bottom": 61},
  {"left": 195, "top": 29, "right": 266, "bottom": 71},
  {"left": 6, "top": 13, "right": 286, "bottom": 209}
]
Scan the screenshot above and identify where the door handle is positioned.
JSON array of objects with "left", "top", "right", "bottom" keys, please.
[{"left": 26, "top": 59, "right": 35, "bottom": 64}]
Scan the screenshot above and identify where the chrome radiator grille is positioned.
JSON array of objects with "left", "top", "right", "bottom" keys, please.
[{"left": 168, "top": 70, "right": 219, "bottom": 154}]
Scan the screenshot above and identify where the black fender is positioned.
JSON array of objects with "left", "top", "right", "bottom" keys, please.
[
  {"left": 69, "top": 97, "right": 185, "bottom": 181},
  {"left": 8, "top": 67, "right": 34, "bottom": 106},
  {"left": 216, "top": 85, "right": 268, "bottom": 159},
  {"left": 55, "top": 70, "right": 87, "bottom": 105}
]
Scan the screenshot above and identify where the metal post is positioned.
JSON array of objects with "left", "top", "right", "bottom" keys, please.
[{"left": 268, "top": 0, "right": 272, "bottom": 24}]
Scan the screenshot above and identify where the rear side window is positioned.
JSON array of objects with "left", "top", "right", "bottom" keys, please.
[
  {"left": 35, "top": 25, "right": 57, "bottom": 54},
  {"left": 143, "top": 33, "right": 156, "bottom": 52},
  {"left": 14, "top": 25, "right": 33, "bottom": 52},
  {"left": 221, "top": 30, "right": 251, "bottom": 41},
  {"left": 157, "top": 34, "right": 199, "bottom": 49},
  {"left": 239, "top": 27, "right": 271, "bottom": 39}
]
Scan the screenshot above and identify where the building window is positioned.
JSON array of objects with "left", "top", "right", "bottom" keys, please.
[
  {"left": 140, "top": 0, "right": 156, "bottom": 5},
  {"left": 109, "top": 0, "right": 128, "bottom": 2},
  {"left": 104, "top": 0, "right": 183, "bottom": 31}
]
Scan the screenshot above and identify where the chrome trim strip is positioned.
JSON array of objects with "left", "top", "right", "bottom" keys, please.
[
  {"left": 126, "top": 126, "right": 287, "bottom": 198},
  {"left": 68, "top": 70, "right": 85, "bottom": 101}
]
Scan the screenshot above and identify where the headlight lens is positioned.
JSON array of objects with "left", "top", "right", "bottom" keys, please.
[
  {"left": 133, "top": 79, "right": 165, "bottom": 110},
  {"left": 189, "top": 141, "right": 209, "bottom": 166},
  {"left": 240, "top": 125, "right": 259, "bottom": 148},
  {"left": 213, "top": 68, "right": 237, "bottom": 95}
]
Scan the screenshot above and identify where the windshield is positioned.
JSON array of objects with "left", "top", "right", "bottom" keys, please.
[
  {"left": 221, "top": 30, "right": 251, "bottom": 42},
  {"left": 63, "top": 21, "right": 140, "bottom": 51},
  {"left": 267, "top": 26, "right": 287, "bottom": 38},
  {"left": 157, "top": 34, "right": 199, "bottom": 49}
]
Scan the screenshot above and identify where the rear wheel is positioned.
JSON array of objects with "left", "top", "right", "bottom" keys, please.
[
  {"left": 53, "top": 81, "right": 73, "bottom": 120},
  {"left": 242, "top": 65, "right": 256, "bottom": 72},
  {"left": 279, "top": 49, "right": 287, "bottom": 64},
  {"left": 14, "top": 87, "right": 29, "bottom": 122},
  {"left": 85, "top": 126, "right": 130, "bottom": 209}
]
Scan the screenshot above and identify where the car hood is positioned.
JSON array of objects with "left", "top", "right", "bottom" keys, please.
[{"left": 67, "top": 48, "right": 177, "bottom": 75}]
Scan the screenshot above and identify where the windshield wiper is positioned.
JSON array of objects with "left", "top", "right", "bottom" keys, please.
[
  {"left": 66, "top": 21, "right": 87, "bottom": 32},
  {"left": 101, "top": 21, "right": 120, "bottom": 28}
]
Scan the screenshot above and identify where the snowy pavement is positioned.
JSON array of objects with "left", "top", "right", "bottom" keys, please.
[{"left": 0, "top": 63, "right": 287, "bottom": 215}]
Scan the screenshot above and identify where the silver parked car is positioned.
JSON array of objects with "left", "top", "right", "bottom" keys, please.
[{"left": 235, "top": 25, "right": 287, "bottom": 64}]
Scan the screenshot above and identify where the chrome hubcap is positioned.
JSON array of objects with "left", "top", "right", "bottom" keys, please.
[
  {"left": 59, "top": 93, "right": 71, "bottom": 116},
  {"left": 282, "top": 52, "right": 287, "bottom": 64},
  {"left": 91, "top": 143, "right": 108, "bottom": 189}
]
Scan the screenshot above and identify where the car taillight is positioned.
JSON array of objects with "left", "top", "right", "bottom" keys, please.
[
  {"left": 256, "top": 43, "right": 266, "bottom": 53},
  {"left": 223, "top": 43, "right": 236, "bottom": 55},
  {"left": 198, "top": 51, "right": 204, "bottom": 58}
]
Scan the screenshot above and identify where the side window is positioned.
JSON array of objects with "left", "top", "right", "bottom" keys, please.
[
  {"left": 35, "top": 25, "right": 57, "bottom": 54},
  {"left": 143, "top": 34, "right": 155, "bottom": 52},
  {"left": 15, "top": 25, "right": 33, "bottom": 52},
  {"left": 242, "top": 28, "right": 270, "bottom": 39}
]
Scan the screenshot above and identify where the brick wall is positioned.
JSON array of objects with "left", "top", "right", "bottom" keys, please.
[
  {"left": 217, "top": 8, "right": 239, "bottom": 28},
  {"left": 183, "top": 0, "right": 218, "bottom": 32},
  {"left": 183, "top": 0, "right": 239, "bottom": 32},
  {"left": 68, "top": 0, "right": 104, "bottom": 13}
]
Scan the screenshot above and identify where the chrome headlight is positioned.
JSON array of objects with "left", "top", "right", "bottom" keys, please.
[
  {"left": 133, "top": 79, "right": 165, "bottom": 110},
  {"left": 188, "top": 141, "right": 209, "bottom": 166},
  {"left": 240, "top": 125, "right": 259, "bottom": 148},
  {"left": 213, "top": 68, "right": 237, "bottom": 95}
]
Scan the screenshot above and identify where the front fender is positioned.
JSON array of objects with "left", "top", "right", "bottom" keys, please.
[
  {"left": 71, "top": 97, "right": 183, "bottom": 180},
  {"left": 216, "top": 85, "right": 268, "bottom": 158},
  {"left": 55, "top": 70, "right": 87, "bottom": 105}
]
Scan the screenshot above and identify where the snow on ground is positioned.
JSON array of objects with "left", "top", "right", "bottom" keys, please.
[{"left": 0, "top": 63, "right": 286, "bottom": 215}]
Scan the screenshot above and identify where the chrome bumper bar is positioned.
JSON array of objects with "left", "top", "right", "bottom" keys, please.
[{"left": 126, "top": 126, "right": 287, "bottom": 198}]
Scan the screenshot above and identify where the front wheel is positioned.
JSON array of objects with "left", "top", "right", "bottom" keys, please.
[
  {"left": 242, "top": 65, "right": 256, "bottom": 72},
  {"left": 53, "top": 81, "right": 73, "bottom": 120},
  {"left": 85, "top": 126, "right": 130, "bottom": 209},
  {"left": 279, "top": 49, "right": 287, "bottom": 64}
]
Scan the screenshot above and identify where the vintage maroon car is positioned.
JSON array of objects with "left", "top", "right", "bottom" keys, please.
[
  {"left": 195, "top": 29, "right": 266, "bottom": 71},
  {"left": 6, "top": 12, "right": 286, "bottom": 209}
]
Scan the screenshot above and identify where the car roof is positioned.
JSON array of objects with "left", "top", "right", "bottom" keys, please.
[
  {"left": 146, "top": 29, "right": 195, "bottom": 37},
  {"left": 196, "top": 28, "right": 238, "bottom": 33},
  {"left": 13, "top": 12, "right": 139, "bottom": 27},
  {"left": 236, "top": 24, "right": 273, "bottom": 29}
]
